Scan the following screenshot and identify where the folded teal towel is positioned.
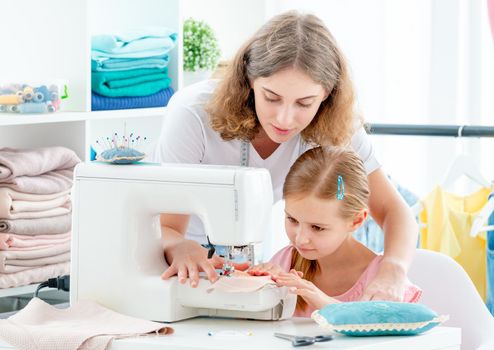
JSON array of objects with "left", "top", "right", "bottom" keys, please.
[
  {"left": 92, "top": 47, "right": 173, "bottom": 60},
  {"left": 92, "top": 67, "right": 167, "bottom": 81},
  {"left": 91, "top": 28, "right": 177, "bottom": 59},
  {"left": 91, "top": 68, "right": 171, "bottom": 97},
  {"left": 91, "top": 55, "right": 169, "bottom": 72},
  {"left": 92, "top": 27, "right": 176, "bottom": 48}
]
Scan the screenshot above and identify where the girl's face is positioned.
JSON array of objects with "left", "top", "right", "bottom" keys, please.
[
  {"left": 251, "top": 67, "right": 328, "bottom": 144},
  {"left": 284, "top": 195, "right": 363, "bottom": 260}
]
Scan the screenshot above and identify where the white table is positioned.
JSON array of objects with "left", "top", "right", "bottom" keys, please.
[
  {"left": 76, "top": 317, "right": 460, "bottom": 350},
  {"left": 0, "top": 317, "right": 461, "bottom": 350}
]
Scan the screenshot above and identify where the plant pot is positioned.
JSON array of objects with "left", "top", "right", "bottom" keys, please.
[{"left": 183, "top": 70, "right": 212, "bottom": 87}]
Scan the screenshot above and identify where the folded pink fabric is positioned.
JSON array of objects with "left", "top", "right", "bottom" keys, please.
[
  {"left": 206, "top": 275, "right": 276, "bottom": 293},
  {"left": 0, "top": 242, "right": 70, "bottom": 273},
  {"left": 0, "top": 168, "right": 75, "bottom": 195},
  {"left": 0, "top": 261, "right": 70, "bottom": 288},
  {"left": 0, "top": 147, "right": 80, "bottom": 183},
  {"left": 0, "top": 232, "right": 71, "bottom": 250},
  {"left": 0, "top": 297, "right": 173, "bottom": 350},
  {"left": 0, "top": 213, "right": 72, "bottom": 235}
]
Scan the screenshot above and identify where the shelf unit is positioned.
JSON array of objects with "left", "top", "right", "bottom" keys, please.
[
  {"left": 0, "top": 108, "right": 167, "bottom": 127},
  {"left": 0, "top": 284, "right": 39, "bottom": 299},
  {"left": 0, "top": 0, "right": 182, "bottom": 161},
  {"left": 0, "top": 0, "right": 182, "bottom": 298}
]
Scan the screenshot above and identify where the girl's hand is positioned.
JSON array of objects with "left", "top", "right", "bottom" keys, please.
[
  {"left": 275, "top": 269, "right": 340, "bottom": 310},
  {"left": 247, "top": 262, "right": 286, "bottom": 278},
  {"left": 360, "top": 259, "right": 406, "bottom": 301}
]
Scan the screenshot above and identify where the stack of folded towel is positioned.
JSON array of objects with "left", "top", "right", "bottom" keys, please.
[
  {"left": 0, "top": 147, "right": 80, "bottom": 289},
  {"left": 91, "top": 28, "right": 177, "bottom": 111}
]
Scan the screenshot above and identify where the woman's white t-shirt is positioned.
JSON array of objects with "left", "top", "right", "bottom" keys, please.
[{"left": 153, "top": 80, "right": 381, "bottom": 244}]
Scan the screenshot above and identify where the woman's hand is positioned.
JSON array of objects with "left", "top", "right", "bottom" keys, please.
[
  {"left": 247, "top": 262, "right": 286, "bottom": 278},
  {"left": 365, "top": 169, "right": 417, "bottom": 301},
  {"left": 160, "top": 239, "right": 251, "bottom": 287},
  {"left": 161, "top": 239, "right": 219, "bottom": 287},
  {"left": 275, "top": 269, "right": 340, "bottom": 310},
  {"left": 360, "top": 259, "right": 407, "bottom": 301}
]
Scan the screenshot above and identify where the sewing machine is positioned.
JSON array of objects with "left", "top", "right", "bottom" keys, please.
[{"left": 70, "top": 162, "right": 296, "bottom": 322}]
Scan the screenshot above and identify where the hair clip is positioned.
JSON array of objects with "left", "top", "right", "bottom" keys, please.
[{"left": 336, "top": 175, "right": 345, "bottom": 200}]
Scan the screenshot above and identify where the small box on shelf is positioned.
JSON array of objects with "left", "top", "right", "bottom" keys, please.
[{"left": 0, "top": 81, "right": 67, "bottom": 114}]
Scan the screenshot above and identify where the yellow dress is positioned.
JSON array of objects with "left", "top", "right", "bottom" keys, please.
[{"left": 420, "top": 185, "right": 492, "bottom": 300}]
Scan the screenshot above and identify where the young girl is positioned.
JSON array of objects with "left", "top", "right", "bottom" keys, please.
[{"left": 249, "top": 147, "right": 422, "bottom": 316}]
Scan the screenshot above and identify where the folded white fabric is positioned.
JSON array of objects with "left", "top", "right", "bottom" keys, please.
[
  {"left": 0, "top": 197, "right": 71, "bottom": 220},
  {"left": 206, "top": 275, "right": 276, "bottom": 293},
  {"left": 0, "top": 252, "right": 70, "bottom": 273},
  {"left": 0, "top": 188, "right": 71, "bottom": 203},
  {"left": 0, "top": 261, "right": 69, "bottom": 289},
  {"left": 0, "top": 213, "right": 72, "bottom": 235},
  {"left": 0, "top": 192, "right": 71, "bottom": 212},
  {"left": 0, "top": 297, "right": 173, "bottom": 350},
  {"left": 0, "top": 242, "right": 71, "bottom": 273}
]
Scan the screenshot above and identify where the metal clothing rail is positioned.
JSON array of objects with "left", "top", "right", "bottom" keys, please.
[{"left": 366, "top": 123, "right": 494, "bottom": 137}]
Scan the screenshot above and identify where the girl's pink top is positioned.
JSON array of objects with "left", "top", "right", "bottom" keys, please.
[{"left": 270, "top": 245, "right": 422, "bottom": 317}]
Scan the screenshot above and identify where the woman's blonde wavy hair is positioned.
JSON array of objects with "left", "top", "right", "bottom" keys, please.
[
  {"left": 206, "top": 11, "right": 359, "bottom": 146},
  {"left": 283, "top": 147, "right": 370, "bottom": 311}
]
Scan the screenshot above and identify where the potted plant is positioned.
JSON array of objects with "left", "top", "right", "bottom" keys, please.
[{"left": 182, "top": 18, "right": 221, "bottom": 86}]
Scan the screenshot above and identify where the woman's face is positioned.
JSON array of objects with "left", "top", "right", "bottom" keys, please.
[
  {"left": 251, "top": 67, "right": 328, "bottom": 143},
  {"left": 284, "top": 195, "right": 353, "bottom": 260}
]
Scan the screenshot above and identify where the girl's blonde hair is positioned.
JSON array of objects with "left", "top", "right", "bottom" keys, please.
[
  {"left": 283, "top": 147, "right": 370, "bottom": 310},
  {"left": 206, "top": 11, "right": 358, "bottom": 146}
]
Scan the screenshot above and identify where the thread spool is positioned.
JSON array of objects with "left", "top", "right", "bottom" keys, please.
[
  {"left": 7, "top": 105, "right": 19, "bottom": 113},
  {"left": 18, "top": 102, "right": 47, "bottom": 114},
  {"left": 52, "top": 98, "right": 61, "bottom": 110},
  {"left": 33, "top": 92, "right": 44, "bottom": 103},
  {"left": 37, "top": 86, "right": 50, "bottom": 102},
  {"left": 46, "top": 101, "right": 56, "bottom": 112},
  {"left": 23, "top": 86, "right": 34, "bottom": 101},
  {"left": 0, "top": 94, "right": 22, "bottom": 105}
]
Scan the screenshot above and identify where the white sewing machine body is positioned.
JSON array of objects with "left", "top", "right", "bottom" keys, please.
[{"left": 70, "top": 162, "right": 295, "bottom": 322}]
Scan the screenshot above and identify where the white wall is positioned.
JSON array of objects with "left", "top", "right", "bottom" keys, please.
[
  {"left": 0, "top": 0, "right": 88, "bottom": 112},
  {"left": 265, "top": 0, "right": 493, "bottom": 197},
  {"left": 182, "top": 0, "right": 268, "bottom": 60}
]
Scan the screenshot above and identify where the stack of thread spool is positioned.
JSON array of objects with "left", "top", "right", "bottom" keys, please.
[{"left": 0, "top": 84, "right": 61, "bottom": 114}]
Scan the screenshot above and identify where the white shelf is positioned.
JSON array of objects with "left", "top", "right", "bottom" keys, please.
[
  {"left": 0, "top": 0, "right": 180, "bottom": 299},
  {"left": 0, "top": 107, "right": 167, "bottom": 126},
  {"left": 0, "top": 284, "right": 39, "bottom": 298}
]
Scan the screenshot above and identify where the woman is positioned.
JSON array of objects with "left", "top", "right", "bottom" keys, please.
[{"left": 154, "top": 11, "right": 418, "bottom": 301}]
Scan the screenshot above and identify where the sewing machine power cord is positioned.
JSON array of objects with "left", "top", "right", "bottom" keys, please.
[{"left": 33, "top": 274, "right": 70, "bottom": 298}]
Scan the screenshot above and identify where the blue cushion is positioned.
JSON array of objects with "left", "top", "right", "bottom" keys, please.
[
  {"left": 97, "top": 147, "right": 145, "bottom": 164},
  {"left": 312, "top": 301, "right": 448, "bottom": 336}
]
